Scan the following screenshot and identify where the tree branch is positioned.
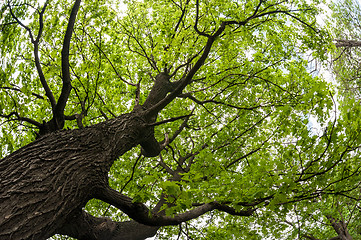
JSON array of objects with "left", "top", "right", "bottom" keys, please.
[
  {"left": 303, "top": 234, "right": 321, "bottom": 240},
  {"left": 144, "top": 25, "right": 224, "bottom": 116},
  {"left": 147, "top": 113, "right": 193, "bottom": 127},
  {"left": 168, "top": 110, "right": 193, "bottom": 144},
  {"left": 58, "top": 210, "right": 159, "bottom": 240},
  {"left": 97, "top": 186, "right": 255, "bottom": 226},
  {"left": 34, "top": 1, "right": 57, "bottom": 111},
  {"left": 327, "top": 216, "right": 353, "bottom": 240},
  {"left": 8, "top": 0, "right": 56, "bottom": 110},
  {"left": 55, "top": 0, "right": 81, "bottom": 128},
  {"left": 0, "top": 111, "right": 42, "bottom": 128},
  {"left": 0, "top": 86, "right": 44, "bottom": 100},
  {"left": 144, "top": 4, "right": 316, "bottom": 117},
  {"left": 83, "top": 28, "right": 137, "bottom": 86},
  {"left": 194, "top": 0, "right": 211, "bottom": 37},
  {"left": 335, "top": 39, "right": 361, "bottom": 48},
  {"left": 7, "top": 0, "right": 34, "bottom": 41},
  {"left": 120, "top": 154, "right": 143, "bottom": 193}
]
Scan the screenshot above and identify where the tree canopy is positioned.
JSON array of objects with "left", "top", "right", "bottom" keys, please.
[{"left": 1, "top": 0, "right": 361, "bottom": 239}]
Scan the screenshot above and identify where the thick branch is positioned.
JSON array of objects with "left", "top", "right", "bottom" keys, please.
[
  {"left": 97, "top": 186, "right": 255, "bottom": 226},
  {"left": 335, "top": 39, "right": 361, "bottom": 48},
  {"left": 55, "top": 0, "right": 81, "bottom": 128},
  {"left": 144, "top": 32, "right": 219, "bottom": 117},
  {"left": 58, "top": 210, "right": 159, "bottom": 240}
]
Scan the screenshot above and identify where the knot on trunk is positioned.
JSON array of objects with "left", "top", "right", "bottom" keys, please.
[{"left": 37, "top": 118, "right": 64, "bottom": 137}]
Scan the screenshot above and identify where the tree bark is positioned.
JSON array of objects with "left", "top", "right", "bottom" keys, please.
[
  {"left": 0, "top": 72, "right": 184, "bottom": 239},
  {"left": 0, "top": 110, "right": 156, "bottom": 239},
  {"left": 58, "top": 211, "right": 159, "bottom": 240}
]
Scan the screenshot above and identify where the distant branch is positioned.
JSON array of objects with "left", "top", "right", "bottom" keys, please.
[
  {"left": 0, "top": 111, "right": 42, "bottom": 128},
  {"left": 335, "top": 39, "right": 361, "bottom": 48},
  {"left": 35, "top": 0, "right": 49, "bottom": 43},
  {"left": 182, "top": 93, "right": 264, "bottom": 111},
  {"left": 7, "top": 0, "right": 34, "bottom": 41},
  {"left": 0, "top": 21, "right": 17, "bottom": 28},
  {"left": 33, "top": 1, "right": 57, "bottom": 111},
  {"left": 194, "top": 0, "right": 211, "bottom": 37},
  {"left": 0, "top": 86, "right": 44, "bottom": 100},
  {"left": 303, "top": 234, "right": 320, "bottom": 240},
  {"left": 147, "top": 114, "right": 193, "bottom": 127},
  {"left": 8, "top": 0, "right": 57, "bottom": 112},
  {"left": 84, "top": 28, "right": 136, "bottom": 86},
  {"left": 159, "top": 154, "right": 175, "bottom": 175},
  {"left": 168, "top": 110, "right": 193, "bottom": 144},
  {"left": 120, "top": 154, "right": 143, "bottom": 193}
]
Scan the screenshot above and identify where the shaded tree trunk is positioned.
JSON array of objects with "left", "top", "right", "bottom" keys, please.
[
  {"left": 0, "top": 110, "right": 156, "bottom": 239},
  {"left": 0, "top": 71, "right": 186, "bottom": 239}
]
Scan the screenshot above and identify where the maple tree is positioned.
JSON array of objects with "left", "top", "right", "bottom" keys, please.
[{"left": 1, "top": 0, "right": 360, "bottom": 239}]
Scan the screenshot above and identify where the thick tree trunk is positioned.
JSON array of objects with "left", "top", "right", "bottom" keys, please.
[{"left": 0, "top": 111, "right": 154, "bottom": 239}]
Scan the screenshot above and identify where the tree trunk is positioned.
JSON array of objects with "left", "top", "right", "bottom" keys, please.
[
  {"left": 0, "top": 111, "right": 155, "bottom": 239},
  {"left": 327, "top": 216, "right": 353, "bottom": 240}
]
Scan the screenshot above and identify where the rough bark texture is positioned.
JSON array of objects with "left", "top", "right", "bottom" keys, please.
[
  {"left": 58, "top": 211, "right": 159, "bottom": 240},
  {"left": 0, "top": 72, "right": 180, "bottom": 239},
  {"left": 0, "top": 110, "right": 155, "bottom": 239}
]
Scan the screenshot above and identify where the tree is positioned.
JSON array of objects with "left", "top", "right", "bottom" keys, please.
[
  {"left": 286, "top": 1, "right": 361, "bottom": 239},
  {"left": 1, "top": 0, "right": 360, "bottom": 239},
  {"left": 331, "top": 0, "right": 361, "bottom": 97}
]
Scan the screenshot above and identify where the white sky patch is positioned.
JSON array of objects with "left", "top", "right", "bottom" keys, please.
[{"left": 307, "top": 59, "right": 336, "bottom": 134}]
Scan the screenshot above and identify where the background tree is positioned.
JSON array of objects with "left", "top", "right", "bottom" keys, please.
[
  {"left": 1, "top": 0, "right": 360, "bottom": 239},
  {"left": 332, "top": 0, "right": 361, "bottom": 95},
  {"left": 277, "top": 0, "right": 361, "bottom": 239}
]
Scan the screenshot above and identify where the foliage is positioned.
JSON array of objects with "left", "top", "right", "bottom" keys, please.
[{"left": 2, "top": 0, "right": 361, "bottom": 239}]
